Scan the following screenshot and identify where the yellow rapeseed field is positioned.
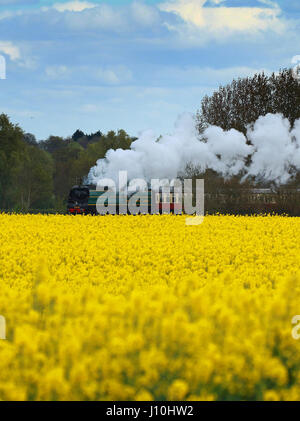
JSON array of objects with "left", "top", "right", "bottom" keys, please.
[{"left": 0, "top": 213, "right": 300, "bottom": 401}]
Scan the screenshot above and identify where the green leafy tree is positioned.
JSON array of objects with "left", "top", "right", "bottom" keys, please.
[
  {"left": 197, "top": 68, "right": 300, "bottom": 135},
  {"left": 40, "top": 136, "right": 66, "bottom": 154},
  {"left": 0, "top": 114, "right": 25, "bottom": 208},
  {"left": 16, "top": 146, "right": 54, "bottom": 210},
  {"left": 52, "top": 141, "right": 84, "bottom": 199}
]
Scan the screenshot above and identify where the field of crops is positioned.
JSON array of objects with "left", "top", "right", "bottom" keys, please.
[{"left": 0, "top": 213, "right": 300, "bottom": 401}]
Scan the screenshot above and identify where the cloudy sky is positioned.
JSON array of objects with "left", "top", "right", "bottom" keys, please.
[{"left": 0, "top": 0, "right": 299, "bottom": 139}]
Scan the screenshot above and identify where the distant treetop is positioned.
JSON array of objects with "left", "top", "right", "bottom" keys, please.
[{"left": 197, "top": 68, "right": 300, "bottom": 135}]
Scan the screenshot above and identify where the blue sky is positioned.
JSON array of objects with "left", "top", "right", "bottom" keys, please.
[{"left": 0, "top": 0, "right": 299, "bottom": 139}]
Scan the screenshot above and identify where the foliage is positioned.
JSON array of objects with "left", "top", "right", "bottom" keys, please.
[
  {"left": 197, "top": 68, "right": 300, "bottom": 135},
  {"left": 0, "top": 114, "right": 25, "bottom": 208},
  {"left": 0, "top": 114, "right": 135, "bottom": 211}
]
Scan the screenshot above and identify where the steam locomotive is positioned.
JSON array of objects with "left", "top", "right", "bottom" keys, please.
[{"left": 67, "top": 185, "right": 182, "bottom": 215}]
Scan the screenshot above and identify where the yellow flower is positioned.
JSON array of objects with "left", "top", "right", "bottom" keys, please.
[
  {"left": 168, "top": 380, "right": 189, "bottom": 401},
  {"left": 0, "top": 214, "right": 300, "bottom": 400},
  {"left": 264, "top": 390, "right": 280, "bottom": 401},
  {"left": 135, "top": 389, "right": 154, "bottom": 401}
]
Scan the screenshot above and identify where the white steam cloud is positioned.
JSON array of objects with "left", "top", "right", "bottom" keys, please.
[
  {"left": 246, "top": 114, "right": 300, "bottom": 184},
  {"left": 88, "top": 113, "right": 300, "bottom": 186}
]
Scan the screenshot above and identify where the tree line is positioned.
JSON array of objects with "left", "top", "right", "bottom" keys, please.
[
  {"left": 0, "top": 67, "right": 299, "bottom": 213},
  {"left": 197, "top": 67, "right": 300, "bottom": 134},
  {"left": 0, "top": 116, "right": 136, "bottom": 211}
]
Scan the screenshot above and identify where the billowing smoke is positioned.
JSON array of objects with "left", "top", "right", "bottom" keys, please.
[
  {"left": 88, "top": 113, "right": 300, "bottom": 186},
  {"left": 246, "top": 114, "right": 300, "bottom": 184}
]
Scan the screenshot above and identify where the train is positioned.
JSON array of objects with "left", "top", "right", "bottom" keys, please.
[{"left": 67, "top": 185, "right": 182, "bottom": 215}]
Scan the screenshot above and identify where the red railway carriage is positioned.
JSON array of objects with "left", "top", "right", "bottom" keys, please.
[{"left": 155, "top": 189, "right": 182, "bottom": 214}]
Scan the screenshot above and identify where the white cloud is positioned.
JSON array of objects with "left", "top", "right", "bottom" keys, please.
[
  {"left": 44, "top": 64, "right": 132, "bottom": 85},
  {"left": 0, "top": 41, "right": 20, "bottom": 60},
  {"left": 94, "top": 66, "right": 133, "bottom": 85},
  {"left": 52, "top": 1, "right": 96, "bottom": 12},
  {"left": 207, "top": 0, "right": 226, "bottom": 4},
  {"left": 45, "top": 65, "right": 69, "bottom": 79},
  {"left": 159, "top": 0, "right": 286, "bottom": 35},
  {"left": 95, "top": 68, "right": 120, "bottom": 84},
  {"left": 56, "top": 2, "right": 162, "bottom": 33},
  {"left": 154, "top": 65, "right": 273, "bottom": 86},
  {"left": 81, "top": 103, "right": 108, "bottom": 113},
  {"left": 258, "top": 0, "right": 279, "bottom": 8},
  {"left": 63, "top": 4, "right": 126, "bottom": 31},
  {"left": 130, "top": 1, "right": 160, "bottom": 27}
]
